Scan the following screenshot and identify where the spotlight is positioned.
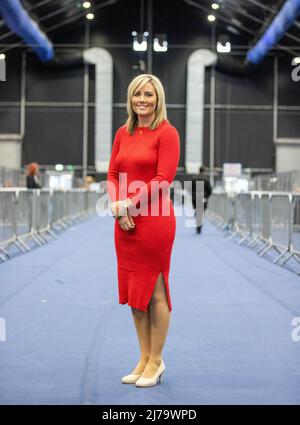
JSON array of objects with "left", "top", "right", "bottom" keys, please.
[
  {"left": 132, "top": 31, "right": 148, "bottom": 52},
  {"left": 153, "top": 34, "right": 168, "bottom": 52},
  {"left": 212, "top": 3, "right": 220, "bottom": 10},
  {"left": 82, "top": 1, "right": 91, "bottom": 8},
  {"left": 0, "top": 53, "right": 5, "bottom": 60},
  {"left": 292, "top": 57, "right": 300, "bottom": 65},
  {"left": 208, "top": 15, "right": 216, "bottom": 22},
  {"left": 86, "top": 13, "right": 94, "bottom": 20}
]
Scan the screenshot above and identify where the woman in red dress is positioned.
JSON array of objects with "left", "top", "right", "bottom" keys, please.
[{"left": 107, "top": 74, "right": 180, "bottom": 387}]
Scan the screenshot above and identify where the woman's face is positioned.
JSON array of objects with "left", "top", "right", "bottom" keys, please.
[{"left": 131, "top": 82, "right": 157, "bottom": 119}]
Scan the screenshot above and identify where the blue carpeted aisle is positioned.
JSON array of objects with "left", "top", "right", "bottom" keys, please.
[{"left": 0, "top": 210, "right": 300, "bottom": 405}]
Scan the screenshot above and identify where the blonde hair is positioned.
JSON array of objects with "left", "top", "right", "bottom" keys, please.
[{"left": 125, "top": 74, "right": 168, "bottom": 135}]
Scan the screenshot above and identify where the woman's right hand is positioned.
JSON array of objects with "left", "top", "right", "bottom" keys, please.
[{"left": 117, "top": 213, "right": 135, "bottom": 231}]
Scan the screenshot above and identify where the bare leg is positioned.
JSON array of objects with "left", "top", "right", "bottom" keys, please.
[
  {"left": 130, "top": 307, "right": 151, "bottom": 374},
  {"left": 141, "top": 272, "right": 171, "bottom": 379}
]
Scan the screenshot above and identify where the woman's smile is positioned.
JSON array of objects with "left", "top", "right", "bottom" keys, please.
[{"left": 132, "top": 82, "right": 158, "bottom": 119}]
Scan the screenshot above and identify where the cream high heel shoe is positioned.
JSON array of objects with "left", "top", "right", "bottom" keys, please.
[
  {"left": 121, "top": 373, "right": 142, "bottom": 384},
  {"left": 135, "top": 361, "right": 165, "bottom": 387}
]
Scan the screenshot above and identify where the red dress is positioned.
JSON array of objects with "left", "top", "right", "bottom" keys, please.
[{"left": 107, "top": 119, "right": 180, "bottom": 312}]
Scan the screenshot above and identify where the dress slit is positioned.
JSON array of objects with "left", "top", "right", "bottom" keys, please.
[{"left": 144, "top": 270, "right": 172, "bottom": 313}]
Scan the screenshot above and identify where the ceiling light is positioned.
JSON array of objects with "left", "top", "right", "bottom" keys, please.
[
  {"left": 154, "top": 34, "right": 168, "bottom": 52},
  {"left": 0, "top": 53, "right": 5, "bottom": 60},
  {"left": 55, "top": 164, "right": 64, "bottom": 172},
  {"left": 132, "top": 31, "right": 148, "bottom": 51},
  {"left": 217, "top": 35, "right": 231, "bottom": 53},
  {"left": 217, "top": 41, "right": 231, "bottom": 53},
  {"left": 82, "top": 1, "right": 91, "bottom": 8},
  {"left": 208, "top": 15, "right": 216, "bottom": 22},
  {"left": 292, "top": 57, "right": 300, "bottom": 65},
  {"left": 86, "top": 13, "right": 94, "bottom": 20},
  {"left": 212, "top": 3, "right": 220, "bottom": 10}
]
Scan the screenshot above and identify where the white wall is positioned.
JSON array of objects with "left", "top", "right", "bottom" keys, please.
[
  {"left": 0, "top": 140, "right": 22, "bottom": 169},
  {"left": 275, "top": 140, "right": 300, "bottom": 172}
]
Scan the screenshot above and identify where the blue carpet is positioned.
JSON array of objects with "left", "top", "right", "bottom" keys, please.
[{"left": 0, "top": 211, "right": 300, "bottom": 405}]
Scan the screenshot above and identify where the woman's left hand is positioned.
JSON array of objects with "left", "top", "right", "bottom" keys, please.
[
  {"left": 111, "top": 198, "right": 132, "bottom": 218},
  {"left": 117, "top": 213, "right": 135, "bottom": 231}
]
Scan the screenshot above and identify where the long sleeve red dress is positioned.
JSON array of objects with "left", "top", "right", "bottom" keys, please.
[{"left": 107, "top": 119, "right": 180, "bottom": 312}]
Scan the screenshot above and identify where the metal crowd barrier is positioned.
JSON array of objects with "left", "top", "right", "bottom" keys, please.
[
  {"left": 253, "top": 169, "right": 300, "bottom": 192},
  {"left": 207, "top": 191, "right": 300, "bottom": 275},
  {"left": 0, "top": 188, "right": 99, "bottom": 262},
  {"left": 0, "top": 166, "right": 23, "bottom": 187}
]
